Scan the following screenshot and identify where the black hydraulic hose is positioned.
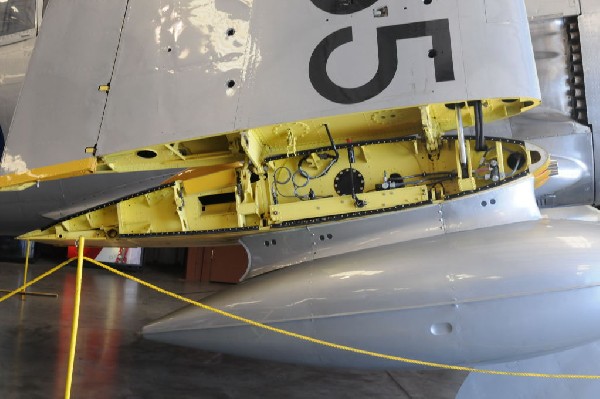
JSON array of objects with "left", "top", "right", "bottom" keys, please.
[
  {"left": 323, "top": 124, "right": 339, "bottom": 157},
  {"left": 0, "top": 124, "right": 4, "bottom": 158},
  {"left": 346, "top": 144, "right": 366, "bottom": 208},
  {"left": 473, "top": 100, "right": 486, "bottom": 151}
]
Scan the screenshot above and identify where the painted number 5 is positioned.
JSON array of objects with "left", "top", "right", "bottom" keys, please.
[{"left": 309, "top": 19, "right": 455, "bottom": 104}]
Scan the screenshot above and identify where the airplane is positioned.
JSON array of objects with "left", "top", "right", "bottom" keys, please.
[{"left": 2, "top": 0, "right": 600, "bottom": 397}]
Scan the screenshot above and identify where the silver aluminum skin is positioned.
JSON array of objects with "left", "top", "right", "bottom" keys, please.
[
  {"left": 240, "top": 175, "right": 540, "bottom": 279},
  {"left": 144, "top": 218, "right": 600, "bottom": 369}
]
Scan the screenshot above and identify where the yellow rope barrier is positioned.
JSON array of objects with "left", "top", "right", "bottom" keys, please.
[
  {"left": 0, "top": 258, "right": 75, "bottom": 303},
  {"left": 3, "top": 254, "right": 599, "bottom": 380},
  {"left": 84, "top": 257, "right": 600, "bottom": 380}
]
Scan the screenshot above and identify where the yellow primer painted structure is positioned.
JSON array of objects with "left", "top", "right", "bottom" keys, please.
[
  {"left": 21, "top": 135, "right": 547, "bottom": 246},
  {"left": 533, "top": 158, "right": 553, "bottom": 189},
  {"left": 0, "top": 158, "right": 97, "bottom": 191},
  {"left": 2, "top": 97, "right": 548, "bottom": 245}
]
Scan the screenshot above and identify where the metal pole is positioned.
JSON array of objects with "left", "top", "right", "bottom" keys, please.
[
  {"left": 455, "top": 106, "right": 467, "bottom": 166},
  {"left": 21, "top": 240, "right": 31, "bottom": 301},
  {"left": 65, "top": 236, "right": 85, "bottom": 399}
]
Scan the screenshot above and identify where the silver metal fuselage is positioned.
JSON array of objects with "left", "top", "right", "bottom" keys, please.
[{"left": 144, "top": 216, "right": 600, "bottom": 369}]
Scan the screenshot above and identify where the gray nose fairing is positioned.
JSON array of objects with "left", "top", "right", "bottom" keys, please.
[{"left": 143, "top": 218, "right": 600, "bottom": 369}]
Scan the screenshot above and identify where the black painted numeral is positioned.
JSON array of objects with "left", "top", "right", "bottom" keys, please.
[
  {"left": 310, "top": 0, "right": 378, "bottom": 15},
  {"left": 309, "top": 19, "right": 455, "bottom": 104}
]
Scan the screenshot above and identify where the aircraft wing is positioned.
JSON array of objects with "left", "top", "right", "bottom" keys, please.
[
  {"left": 2, "top": 0, "right": 539, "bottom": 174},
  {"left": 0, "top": 0, "right": 541, "bottom": 239}
]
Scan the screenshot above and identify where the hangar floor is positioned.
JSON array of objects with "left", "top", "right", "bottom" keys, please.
[{"left": 0, "top": 258, "right": 466, "bottom": 398}]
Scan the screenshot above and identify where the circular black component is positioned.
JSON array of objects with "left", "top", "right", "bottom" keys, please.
[
  {"left": 226, "top": 28, "right": 235, "bottom": 36},
  {"left": 334, "top": 168, "right": 365, "bottom": 196},
  {"left": 530, "top": 150, "right": 542, "bottom": 164},
  {"left": 428, "top": 49, "right": 437, "bottom": 58},
  {"left": 507, "top": 152, "right": 526, "bottom": 171},
  {"left": 226, "top": 80, "right": 236, "bottom": 88},
  {"left": 137, "top": 150, "right": 157, "bottom": 159},
  {"left": 390, "top": 173, "right": 404, "bottom": 185},
  {"left": 444, "top": 102, "right": 465, "bottom": 110}
]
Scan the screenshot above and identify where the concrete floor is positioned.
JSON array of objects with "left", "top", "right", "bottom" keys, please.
[{"left": 0, "top": 258, "right": 466, "bottom": 399}]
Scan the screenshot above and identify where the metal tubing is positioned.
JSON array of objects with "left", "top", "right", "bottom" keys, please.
[
  {"left": 455, "top": 105, "right": 468, "bottom": 171},
  {"left": 21, "top": 240, "right": 31, "bottom": 300},
  {"left": 64, "top": 237, "right": 85, "bottom": 399}
]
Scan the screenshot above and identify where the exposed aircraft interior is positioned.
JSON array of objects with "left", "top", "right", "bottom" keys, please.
[{"left": 2, "top": 0, "right": 600, "bottom": 398}]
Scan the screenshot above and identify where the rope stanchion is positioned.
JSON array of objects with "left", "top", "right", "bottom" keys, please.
[
  {"left": 0, "top": 241, "right": 60, "bottom": 299},
  {"left": 85, "top": 256, "right": 600, "bottom": 380},
  {"left": 21, "top": 240, "right": 31, "bottom": 300},
  {"left": 0, "top": 258, "right": 75, "bottom": 303},
  {"left": 65, "top": 237, "right": 85, "bottom": 399},
  {"left": 16, "top": 240, "right": 57, "bottom": 299}
]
